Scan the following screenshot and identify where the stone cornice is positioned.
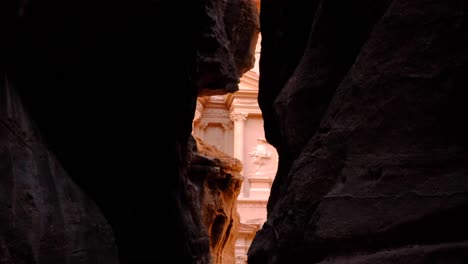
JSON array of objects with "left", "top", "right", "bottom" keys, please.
[
  {"left": 237, "top": 222, "right": 261, "bottom": 235},
  {"left": 197, "top": 96, "right": 210, "bottom": 108},
  {"left": 226, "top": 91, "right": 259, "bottom": 114}
]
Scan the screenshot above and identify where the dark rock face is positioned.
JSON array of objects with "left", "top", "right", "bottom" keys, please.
[
  {"left": 3, "top": 1, "right": 200, "bottom": 262},
  {"left": 0, "top": 76, "right": 118, "bottom": 264},
  {"left": 196, "top": 0, "right": 259, "bottom": 96},
  {"left": 2, "top": 0, "right": 258, "bottom": 263},
  {"left": 249, "top": 0, "right": 468, "bottom": 263}
]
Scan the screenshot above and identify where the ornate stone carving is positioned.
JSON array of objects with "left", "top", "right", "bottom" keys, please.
[
  {"left": 198, "top": 121, "right": 209, "bottom": 129},
  {"left": 249, "top": 138, "right": 272, "bottom": 175},
  {"left": 221, "top": 121, "right": 234, "bottom": 130},
  {"left": 203, "top": 108, "right": 230, "bottom": 116},
  {"left": 233, "top": 97, "right": 258, "bottom": 105},
  {"left": 230, "top": 112, "right": 248, "bottom": 122},
  {"left": 196, "top": 117, "right": 233, "bottom": 131}
]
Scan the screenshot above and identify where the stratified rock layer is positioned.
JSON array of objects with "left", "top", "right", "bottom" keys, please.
[{"left": 249, "top": 0, "right": 468, "bottom": 263}]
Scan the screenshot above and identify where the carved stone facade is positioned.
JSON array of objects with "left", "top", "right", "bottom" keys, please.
[{"left": 192, "top": 33, "right": 277, "bottom": 263}]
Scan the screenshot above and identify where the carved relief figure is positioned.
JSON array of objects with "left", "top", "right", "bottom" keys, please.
[{"left": 248, "top": 138, "right": 271, "bottom": 175}]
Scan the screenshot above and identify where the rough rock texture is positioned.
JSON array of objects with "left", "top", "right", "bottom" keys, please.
[
  {"left": 0, "top": 75, "right": 118, "bottom": 264},
  {"left": 196, "top": 0, "right": 260, "bottom": 96},
  {"left": 174, "top": 0, "right": 259, "bottom": 263},
  {"left": 3, "top": 1, "right": 200, "bottom": 262},
  {"left": 2, "top": 0, "right": 258, "bottom": 263},
  {"left": 249, "top": 0, "right": 468, "bottom": 263},
  {"left": 188, "top": 136, "right": 243, "bottom": 264}
]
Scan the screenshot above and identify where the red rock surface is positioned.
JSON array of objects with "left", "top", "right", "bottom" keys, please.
[{"left": 193, "top": 137, "right": 243, "bottom": 264}]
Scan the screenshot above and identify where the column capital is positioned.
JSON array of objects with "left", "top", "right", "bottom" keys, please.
[
  {"left": 198, "top": 120, "right": 209, "bottom": 129},
  {"left": 221, "top": 121, "right": 233, "bottom": 130},
  {"left": 230, "top": 111, "right": 248, "bottom": 122}
]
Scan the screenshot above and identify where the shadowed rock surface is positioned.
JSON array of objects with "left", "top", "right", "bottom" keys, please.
[
  {"left": 248, "top": 0, "right": 468, "bottom": 263},
  {"left": 2, "top": 0, "right": 258, "bottom": 263},
  {"left": 7, "top": 0, "right": 467, "bottom": 263},
  {"left": 249, "top": 0, "right": 468, "bottom": 264},
  {"left": 196, "top": 0, "right": 260, "bottom": 96},
  {"left": 0, "top": 76, "right": 118, "bottom": 264}
]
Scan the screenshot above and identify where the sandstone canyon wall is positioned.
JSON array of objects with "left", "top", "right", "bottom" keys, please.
[
  {"left": 0, "top": 76, "right": 118, "bottom": 264},
  {"left": 188, "top": 136, "right": 243, "bottom": 264},
  {"left": 2, "top": 0, "right": 258, "bottom": 263},
  {"left": 176, "top": 0, "right": 259, "bottom": 263},
  {"left": 5, "top": 0, "right": 467, "bottom": 263},
  {"left": 248, "top": 0, "right": 468, "bottom": 263}
]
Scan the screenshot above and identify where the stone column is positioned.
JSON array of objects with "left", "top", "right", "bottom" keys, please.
[
  {"left": 222, "top": 121, "right": 234, "bottom": 156},
  {"left": 230, "top": 111, "right": 248, "bottom": 196},
  {"left": 230, "top": 112, "right": 247, "bottom": 162}
]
